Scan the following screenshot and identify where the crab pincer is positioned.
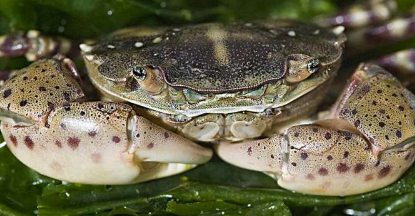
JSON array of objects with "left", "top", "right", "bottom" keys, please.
[
  {"left": 0, "top": 57, "right": 212, "bottom": 184},
  {"left": 217, "top": 63, "right": 415, "bottom": 196}
]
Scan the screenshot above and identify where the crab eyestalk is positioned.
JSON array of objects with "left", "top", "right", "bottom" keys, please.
[
  {"left": 286, "top": 54, "right": 320, "bottom": 83},
  {"left": 0, "top": 58, "right": 212, "bottom": 184},
  {"left": 217, "top": 63, "right": 415, "bottom": 196}
]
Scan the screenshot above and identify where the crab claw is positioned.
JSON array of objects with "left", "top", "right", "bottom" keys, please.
[
  {"left": 217, "top": 63, "right": 415, "bottom": 196},
  {"left": 0, "top": 58, "right": 212, "bottom": 184}
]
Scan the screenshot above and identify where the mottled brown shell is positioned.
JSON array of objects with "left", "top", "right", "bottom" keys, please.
[{"left": 89, "top": 21, "right": 344, "bottom": 93}]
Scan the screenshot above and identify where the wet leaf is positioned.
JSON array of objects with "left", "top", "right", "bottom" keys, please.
[
  {"left": 166, "top": 200, "right": 292, "bottom": 216},
  {"left": 0, "top": 0, "right": 338, "bottom": 38},
  {"left": 0, "top": 147, "right": 52, "bottom": 215}
]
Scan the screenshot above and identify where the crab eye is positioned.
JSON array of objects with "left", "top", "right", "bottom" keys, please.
[
  {"left": 307, "top": 58, "right": 320, "bottom": 74},
  {"left": 131, "top": 65, "right": 165, "bottom": 95},
  {"left": 133, "top": 66, "right": 147, "bottom": 81},
  {"left": 286, "top": 54, "right": 320, "bottom": 83}
]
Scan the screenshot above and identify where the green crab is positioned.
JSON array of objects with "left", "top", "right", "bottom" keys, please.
[{"left": 1, "top": 0, "right": 415, "bottom": 197}]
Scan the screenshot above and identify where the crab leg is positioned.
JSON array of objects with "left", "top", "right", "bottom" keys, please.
[
  {"left": 372, "top": 49, "right": 415, "bottom": 93},
  {"left": 317, "top": 0, "right": 398, "bottom": 28},
  {"left": 217, "top": 63, "right": 415, "bottom": 196},
  {"left": 0, "top": 57, "right": 212, "bottom": 185},
  {"left": 347, "top": 9, "right": 415, "bottom": 49},
  {"left": 374, "top": 49, "right": 415, "bottom": 78},
  {"left": 0, "top": 31, "right": 78, "bottom": 61}
]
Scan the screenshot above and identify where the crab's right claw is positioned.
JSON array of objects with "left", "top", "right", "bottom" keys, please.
[
  {"left": 0, "top": 58, "right": 212, "bottom": 185},
  {"left": 217, "top": 63, "right": 415, "bottom": 196}
]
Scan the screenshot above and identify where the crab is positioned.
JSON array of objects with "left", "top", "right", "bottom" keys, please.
[{"left": 1, "top": 0, "right": 415, "bottom": 197}]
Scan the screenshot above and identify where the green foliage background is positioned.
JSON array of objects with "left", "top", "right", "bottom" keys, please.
[{"left": 1, "top": 0, "right": 415, "bottom": 215}]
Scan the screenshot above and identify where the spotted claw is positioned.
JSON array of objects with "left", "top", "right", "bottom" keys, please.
[
  {"left": 0, "top": 58, "right": 212, "bottom": 184},
  {"left": 217, "top": 63, "right": 415, "bottom": 196}
]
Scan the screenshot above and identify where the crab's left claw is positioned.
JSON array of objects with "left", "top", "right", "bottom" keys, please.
[
  {"left": 0, "top": 58, "right": 212, "bottom": 185},
  {"left": 217, "top": 63, "right": 415, "bottom": 196}
]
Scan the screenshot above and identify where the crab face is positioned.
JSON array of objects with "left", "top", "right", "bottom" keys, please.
[{"left": 81, "top": 21, "right": 346, "bottom": 141}]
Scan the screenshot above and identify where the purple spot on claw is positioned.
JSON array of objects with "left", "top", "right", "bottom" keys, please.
[
  {"left": 20, "top": 100, "right": 27, "bottom": 107},
  {"left": 9, "top": 135, "right": 17, "bottom": 147},
  {"left": 379, "top": 166, "right": 391, "bottom": 178},
  {"left": 112, "top": 136, "right": 121, "bottom": 143},
  {"left": 24, "top": 136, "right": 34, "bottom": 149},
  {"left": 67, "top": 137, "right": 80, "bottom": 150},
  {"left": 55, "top": 140, "right": 62, "bottom": 148},
  {"left": 337, "top": 163, "right": 349, "bottom": 173},
  {"left": 354, "top": 163, "right": 365, "bottom": 173},
  {"left": 247, "top": 147, "right": 252, "bottom": 156},
  {"left": 3, "top": 89, "right": 11, "bottom": 98},
  {"left": 318, "top": 168, "right": 328, "bottom": 176}
]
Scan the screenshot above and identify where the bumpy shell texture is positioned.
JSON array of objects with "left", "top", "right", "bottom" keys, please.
[{"left": 89, "top": 21, "right": 344, "bottom": 93}]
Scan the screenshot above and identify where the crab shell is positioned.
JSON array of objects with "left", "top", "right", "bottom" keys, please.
[{"left": 82, "top": 21, "right": 346, "bottom": 142}]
